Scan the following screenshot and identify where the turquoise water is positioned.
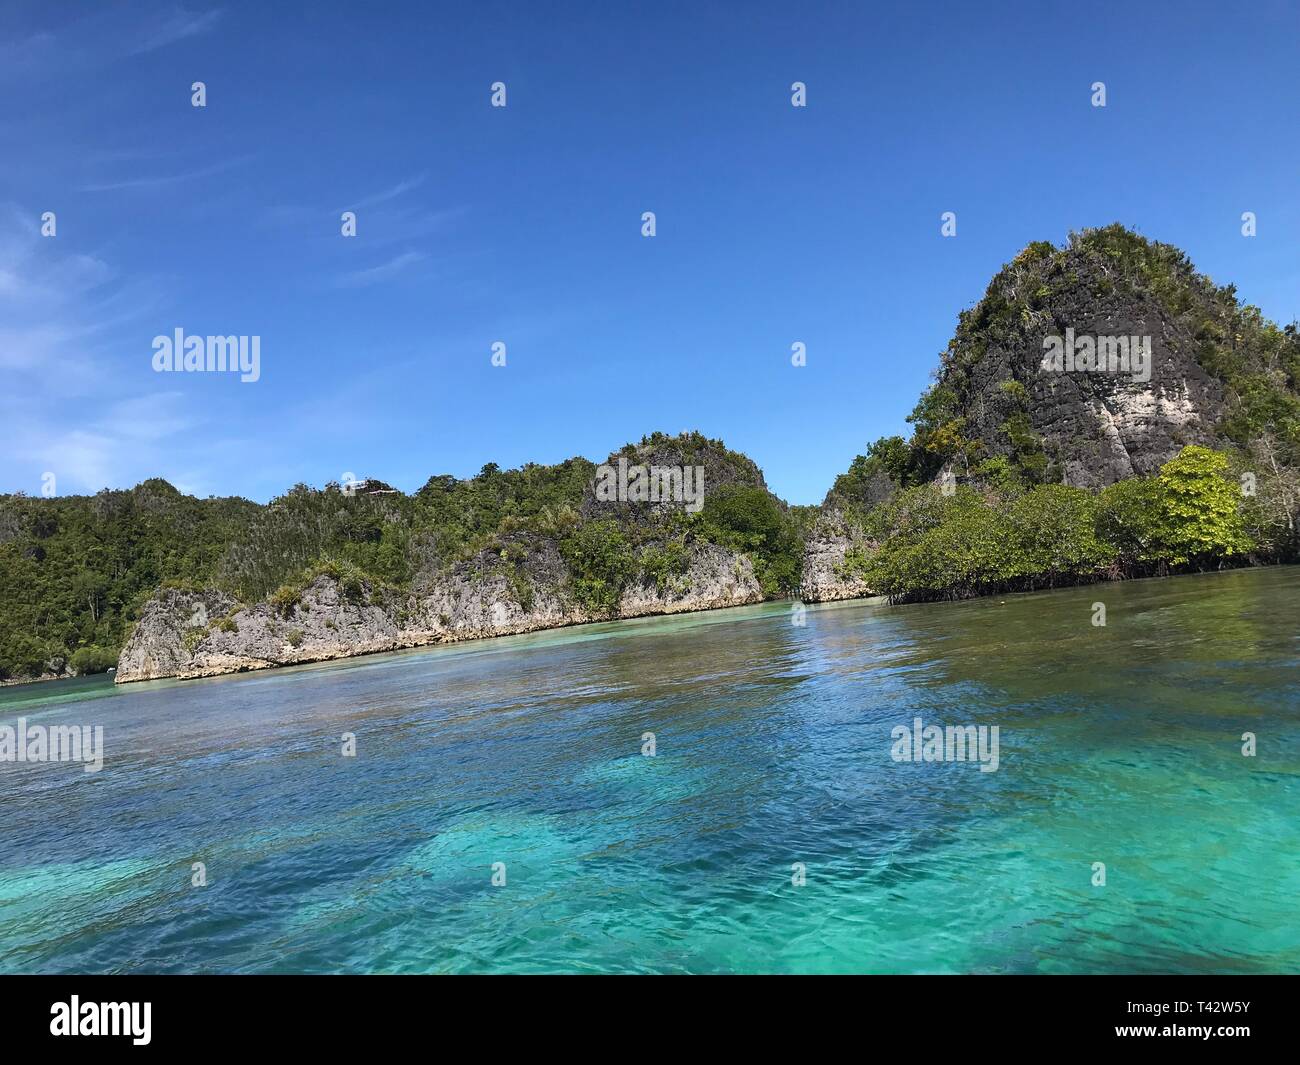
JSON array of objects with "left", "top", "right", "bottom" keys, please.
[{"left": 2, "top": 567, "right": 1298, "bottom": 973}]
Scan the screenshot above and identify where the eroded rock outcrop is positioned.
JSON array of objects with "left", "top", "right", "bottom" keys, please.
[
  {"left": 116, "top": 587, "right": 242, "bottom": 682},
  {"left": 957, "top": 286, "right": 1225, "bottom": 488},
  {"left": 799, "top": 510, "right": 874, "bottom": 602},
  {"left": 913, "top": 229, "right": 1246, "bottom": 490},
  {"left": 619, "top": 542, "right": 762, "bottom": 616},
  {"left": 116, "top": 579, "right": 407, "bottom": 682},
  {"left": 115, "top": 540, "right": 765, "bottom": 683}
]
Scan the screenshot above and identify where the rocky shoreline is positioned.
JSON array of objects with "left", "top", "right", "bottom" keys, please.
[
  {"left": 2, "top": 527, "right": 872, "bottom": 688},
  {"left": 1, "top": 672, "right": 69, "bottom": 687},
  {"left": 115, "top": 541, "right": 788, "bottom": 684}
]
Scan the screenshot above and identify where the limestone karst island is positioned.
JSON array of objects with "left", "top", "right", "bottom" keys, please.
[{"left": 2, "top": 226, "right": 1296, "bottom": 686}]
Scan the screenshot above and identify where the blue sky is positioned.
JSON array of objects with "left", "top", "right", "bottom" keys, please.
[{"left": 2, "top": 0, "right": 1298, "bottom": 505}]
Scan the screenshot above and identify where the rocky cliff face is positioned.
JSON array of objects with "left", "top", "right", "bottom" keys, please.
[
  {"left": 116, "top": 581, "right": 403, "bottom": 682},
  {"left": 619, "top": 542, "right": 762, "bottom": 616},
  {"left": 115, "top": 541, "right": 763, "bottom": 683},
  {"left": 943, "top": 237, "right": 1228, "bottom": 488},
  {"left": 116, "top": 587, "right": 242, "bottom": 682},
  {"left": 821, "top": 225, "right": 1298, "bottom": 535},
  {"left": 799, "top": 510, "right": 874, "bottom": 603}
]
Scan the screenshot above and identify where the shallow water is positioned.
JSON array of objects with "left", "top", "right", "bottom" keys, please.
[{"left": 2, "top": 567, "right": 1297, "bottom": 973}]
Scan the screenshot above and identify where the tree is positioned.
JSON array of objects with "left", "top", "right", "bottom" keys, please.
[
  {"left": 1153, "top": 446, "right": 1254, "bottom": 564},
  {"left": 1098, "top": 477, "right": 1164, "bottom": 567},
  {"left": 697, "top": 485, "right": 802, "bottom": 596},
  {"left": 560, "top": 520, "right": 635, "bottom": 614}
]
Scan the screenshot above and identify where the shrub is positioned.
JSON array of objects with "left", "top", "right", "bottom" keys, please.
[
  {"left": 1098, "top": 477, "right": 1163, "bottom": 566},
  {"left": 696, "top": 485, "right": 803, "bottom": 596},
  {"left": 69, "top": 646, "right": 118, "bottom": 675},
  {"left": 1006, "top": 484, "right": 1112, "bottom": 578},
  {"left": 639, "top": 538, "right": 690, "bottom": 592},
  {"left": 561, "top": 520, "right": 636, "bottom": 614},
  {"left": 268, "top": 584, "right": 301, "bottom": 618},
  {"left": 849, "top": 447, "right": 1252, "bottom": 601}
]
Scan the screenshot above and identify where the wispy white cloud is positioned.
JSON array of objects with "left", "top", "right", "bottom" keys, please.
[
  {"left": 335, "top": 251, "right": 428, "bottom": 288},
  {"left": 7, "top": 393, "right": 201, "bottom": 495},
  {"left": 80, "top": 154, "right": 253, "bottom": 193},
  {"left": 358, "top": 205, "right": 465, "bottom": 248},
  {"left": 0, "top": 207, "right": 120, "bottom": 376},
  {"left": 127, "top": 7, "right": 224, "bottom": 56},
  {"left": 267, "top": 188, "right": 464, "bottom": 251},
  {"left": 0, "top": 31, "right": 57, "bottom": 76},
  {"left": 0, "top": 217, "right": 115, "bottom": 304},
  {"left": 0, "top": 194, "right": 442, "bottom": 496},
  {"left": 0, "top": 323, "right": 91, "bottom": 372},
  {"left": 0, "top": 204, "right": 160, "bottom": 368},
  {"left": 99, "top": 392, "right": 196, "bottom": 442},
  {"left": 346, "top": 174, "right": 428, "bottom": 212},
  {"left": 28, "top": 429, "right": 116, "bottom": 494},
  {"left": 0, "top": 6, "right": 223, "bottom": 80}
]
